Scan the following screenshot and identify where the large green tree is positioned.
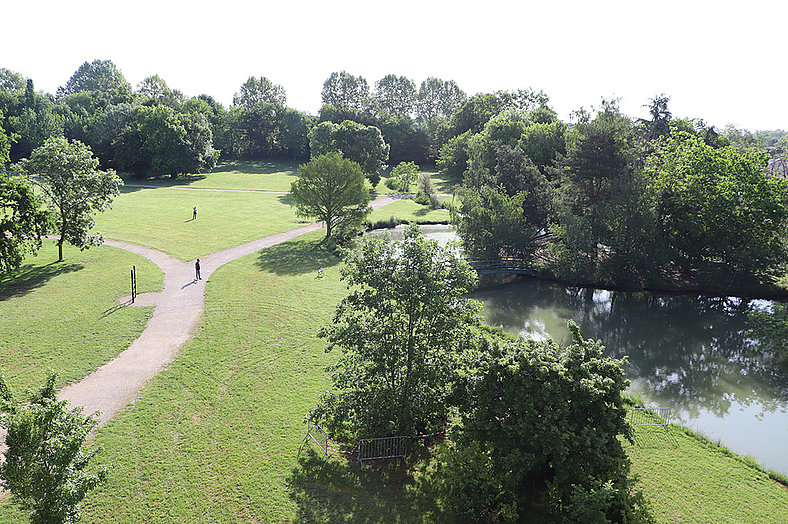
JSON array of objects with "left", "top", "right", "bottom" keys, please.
[
  {"left": 232, "top": 76, "right": 286, "bottom": 108},
  {"left": 445, "top": 324, "right": 652, "bottom": 522},
  {"left": 307, "top": 120, "right": 389, "bottom": 186},
  {"left": 0, "top": 373, "right": 106, "bottom": 524},
  {"left": 17, "top": 137, "right": 122, "bottom": 261},
  {"left": 374, "top": 74, "right": 417, "bottom": 117},
  {"left": 646, "top": 128, "right": 788, "bottom": 281},
  {"left": 58, "top": 59, "right": 132, "bottom": 108},
  {"left": 314, "top": 225, "right": 481, "bottom": 436},
  {"left": 321, "top": 71, "right": 370, "bottom": 113},
  {"left": 289, "top": 152, "right": 370, "bottom": 239}
]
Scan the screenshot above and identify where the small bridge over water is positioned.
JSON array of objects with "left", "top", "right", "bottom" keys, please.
[{"left": 467, "top": 258, "right": 537, "bottom": 276}]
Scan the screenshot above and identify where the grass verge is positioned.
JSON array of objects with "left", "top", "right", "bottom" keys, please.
[{"left": 0, "top": 240, "right": 163, "bottom": 392}]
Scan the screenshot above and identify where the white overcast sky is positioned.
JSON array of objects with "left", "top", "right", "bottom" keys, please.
[{"left": 2, "top": 0, "right": 785, "bottom": 131}]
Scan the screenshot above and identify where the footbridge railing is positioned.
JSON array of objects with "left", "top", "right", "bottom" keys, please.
[{"left": 467, "top": 258, "right": 537, "bottom": 275}]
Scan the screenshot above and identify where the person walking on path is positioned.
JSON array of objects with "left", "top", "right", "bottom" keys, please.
[
  {"left": 192, "top": 206, "right": 197, "bottom": 220},
  {"left": 195, "top": 258, "right": 201, "bottom": 280}
]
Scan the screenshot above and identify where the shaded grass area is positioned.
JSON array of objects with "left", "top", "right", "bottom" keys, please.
[
  {"left": 625, "top": 424, "right": 788, "bottom": 523},
  {"left": 0, "top": 240, "right": 163, "bottom": 392},
  {"left": 94, "top": 186, "right": 303, "bottom": 261},
  {"left": 121, "top": 160, "right": 301, "bottom": 191}
]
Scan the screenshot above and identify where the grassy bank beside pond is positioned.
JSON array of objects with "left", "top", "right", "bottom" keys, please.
[
  {"left": 0, "top": 240, "right": 162, "bottom": 392},
  {"left": 625, "top": 424, "right": 788, "bottom": 523},
  {"left": 2, "top": 234, "right": 784, "bottom": 522}
]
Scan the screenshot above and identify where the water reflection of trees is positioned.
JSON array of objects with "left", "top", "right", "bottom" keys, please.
[{"left": 472, "top": 280, "right": 788, "bottom": 417}]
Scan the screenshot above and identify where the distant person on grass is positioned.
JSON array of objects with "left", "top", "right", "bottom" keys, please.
[
  {"left": 195, "top": 258, "right": 201, "bottom": 280},
  {"left": 193, "top": 206, "right": 197, "bottom": 220}
]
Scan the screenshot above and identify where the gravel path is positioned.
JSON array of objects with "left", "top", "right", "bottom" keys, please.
[{"left": 58, "top": 196, "right": 400, "bottom": 426}]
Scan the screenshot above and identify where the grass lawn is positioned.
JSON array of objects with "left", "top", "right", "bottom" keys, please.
[
  {"left": 25, "top": 232, "right": 433, "bottom": 523},
  {"left": 367, "top": 197, "right": 452, "bottom": 226},
  {"left": 0, "top": 240, "right": 162, "bottom": 392},
  {"left": 121, "top": 160, "right": 301, "bottom": 192},
  {"left": 94, "top": 186, "right": 304, "bottom": 261},
  {"left": 625, "top": 425, "right": 788, "bottom": 523},
  {"left": 1, "top": 232, "right": 784, "bottom": 523},
  {"left": 121, "top": 160, "right": 458, "bottom": 196}
]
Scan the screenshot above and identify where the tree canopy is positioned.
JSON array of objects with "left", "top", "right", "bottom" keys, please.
[
  {"left": 0, "top": 372, "right": 106, "bottom": 524},
  {"left": 314, "top": 225, "right": 480, "bottom": 436},
  {"left": 289, "top": 152, "right": 370, "bottom": 239},
  {"left": 17, "top": 136, "right": 122, "bottom": 261}
]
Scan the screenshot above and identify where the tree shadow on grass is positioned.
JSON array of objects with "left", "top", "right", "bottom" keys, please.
[
  {"left": 0, "top": 261, "right": 83, "bottom": 301},
  {"left": 286, "top": 452, "right": 438, "bottom": 523},
  {"left": 121, "top": 174, "right": 208, "bottom": 188},
  {"left": 210, "top": 160, "right": 300, "bottom": 175},
  {"left": 255, "top": 240, "right": 339, "bottom": 276},
  {"left": 277, "top": 193, "right": 293, "bottom": 206}
]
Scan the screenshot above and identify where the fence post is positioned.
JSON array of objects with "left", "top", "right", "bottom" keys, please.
[{"left": 131, "top": 265, "right": 137, "bottom": 303}]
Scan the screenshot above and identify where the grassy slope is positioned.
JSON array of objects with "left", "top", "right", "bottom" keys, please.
[
  {"left": 2, "top": 233, "right": 784, "bottom": 523},
  {"left": 94, "top": 186, "right": 303, "bottom": 261},
  {"left": 625, "top": 426, "right": 788, "bottom": 523},
  {"left": 0, "top": 240, "right": 163, "bottom": 392}
]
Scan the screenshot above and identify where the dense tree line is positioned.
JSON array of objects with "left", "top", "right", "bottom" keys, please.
[
  {"left": 447, "top": 97, "right": 788, "bottom": 292},
  {"left": 0, "top": 61, "right": 475, "bottom": 178},
  {"left": 2, "top": 60, "right": 787, "bottom": 291}
]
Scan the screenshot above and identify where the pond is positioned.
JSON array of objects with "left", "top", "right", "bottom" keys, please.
[{"left": 368, "top": 225, "right": 788, "bottom": 475}]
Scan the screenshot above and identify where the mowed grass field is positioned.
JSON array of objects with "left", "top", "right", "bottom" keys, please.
[
  {"left": 122, "top": 160, "right": 457, "bottom": 196},
  {"left": 0, "top": 240, "right": 162, "bottom": 392},
  {"left": 2, "top": 233, "right": 785, "bottom": 522},
  {"left": 94, "top": 186, "right": 305, "bottom": 261},
  {"left": 625, "top": 426, "right": 788, "bottom": 523},
  {"left": 3, "top": 233, "right": 432, "bottom": 523}
]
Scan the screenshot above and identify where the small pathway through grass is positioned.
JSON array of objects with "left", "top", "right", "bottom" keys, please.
[{"left": 58, "top": 197, "right": 399, "bottom": 425}]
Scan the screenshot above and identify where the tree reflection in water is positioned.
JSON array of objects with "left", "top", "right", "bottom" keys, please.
[{"left": 472, "top": 279, "right": 788, "bottom": 475}]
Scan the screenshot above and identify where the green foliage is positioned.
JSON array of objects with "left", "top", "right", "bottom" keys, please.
[
  {"left": 373, "top": 74, "right": 416, "bottom": 117},
  {"left": 424, "top": 440, "right": 517, "bottom": 523},
  {"left": 416, "top": 77, "right": 465, "bottom": 122},
  {"left": 17, "top": 137, "right": 122, "bottom": 261},
  {"left": 0, "top": 372, "right": 106, "bottom": 524},
  {"left": 307, "top": 119, "right": 389, "bottom": 185},
  {"left": 437, "top": 130, "right": 472, "bottom": 184},
  {"left": 290, "top": 153, "right": 370, "bottom": 239},
  {"left": 0, "top": 172, "right": 51, "bottom": 272},
  {"left": 389, "top": 161, "right": 419, "bottom": 192},
  {"left": 646, "top": 128, "right": 788, "bottom": 280},
  {"left": 314, "top": 225, "right": 480, "bottom": 436},
  {"left": 320, "top": 71, "right": 370, "bottom": 113},
  {"left": 232, "top": 76, "right": 286, "bottom": 108},
  {"left": 455, "top": 184, "right": 544, "bottom": 259},
  {"left": 453, "top": 323, "right": 653, "bottom": 522},
  {"left": 58, "top": 59, "right": 132, "bottom": 108}
]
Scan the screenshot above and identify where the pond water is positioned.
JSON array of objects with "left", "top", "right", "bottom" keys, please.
[{"left": 368, "top": 225, "right": 788, "bottom": 475}]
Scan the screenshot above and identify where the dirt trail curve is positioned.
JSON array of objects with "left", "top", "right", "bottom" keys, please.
[{"left": 58, "top": 197, "right": 400, "bottom": 426}]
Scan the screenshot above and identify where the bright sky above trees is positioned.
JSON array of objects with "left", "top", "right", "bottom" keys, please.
[{"left": 4, "top": 0, "right": 785, "bottom": 130}]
